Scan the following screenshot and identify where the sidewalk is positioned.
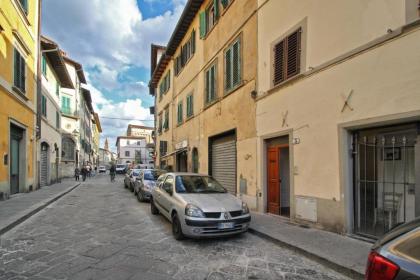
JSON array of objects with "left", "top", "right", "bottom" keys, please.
[
  {"left": 249, "top": 212, "right": 371, "bottom": 278},
  {"left": 0, "top": 179, "right": 80, "bottom": 235}
]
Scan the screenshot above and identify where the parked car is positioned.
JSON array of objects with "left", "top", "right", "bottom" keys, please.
[
  {"left": 124, "top": 169, "right": 141, "bottom": 192},
  {"left": 116, "top": 164, "right": 127, "bottom": 174},
  {"left": 150, "top": 172, "right": 251, "bottom": 240},
  {"left": 134, "top": 169, "right": 166, "bottom": 202},
  {"left": 98, "top": 166, "right": 106, "bottom": 173},
  {"left": 365, "top": 217, "right": 420, "bottom": 280}
]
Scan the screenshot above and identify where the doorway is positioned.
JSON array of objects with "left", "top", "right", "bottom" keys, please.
[
  {"left": 10, "top": 124, "right": 24, "bottom": 195},
  {"left": 266, "top": 136, "right": 290, "bottom": 217},
  {"left": 353, "top": 123, "right": 419, "bottom": 238},
  {"left": 176, "top": 150, "right": 188, "bottom": 172},
  {"left": 40, "top": 142, "right": 50, "bottom": 187}
]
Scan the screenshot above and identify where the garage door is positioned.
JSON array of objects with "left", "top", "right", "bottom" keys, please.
[{"left": 211, "top": 134, "right": 236, "bottom": 194}]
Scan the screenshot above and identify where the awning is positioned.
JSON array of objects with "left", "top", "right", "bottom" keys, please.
[{"left": 160, "top": 147, "right": 188, "bottom": 159}]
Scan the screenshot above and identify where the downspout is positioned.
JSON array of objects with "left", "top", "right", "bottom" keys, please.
[{"left": 35, "top": 0, "right": 42, "bottom": 189}]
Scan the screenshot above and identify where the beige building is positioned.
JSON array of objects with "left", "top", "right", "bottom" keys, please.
[
  {"left": 256, "top": 0, "right": 420, "bottom": 238},
  {"left": 149, "top": 0, "right": 258, "bottom": 200}
]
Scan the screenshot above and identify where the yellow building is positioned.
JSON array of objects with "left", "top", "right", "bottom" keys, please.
[{"left": 0, "top": 0, "right": 40, "bottom": 196}]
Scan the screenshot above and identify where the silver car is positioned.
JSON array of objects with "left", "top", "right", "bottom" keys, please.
[
  {"left": 134, "top": 169, "right": 166, "bottom": 202},
  {"left": 150, "top": 172, "right": 251, "bottom": 240}
]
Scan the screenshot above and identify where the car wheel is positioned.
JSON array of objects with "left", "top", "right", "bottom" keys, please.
[
  {"left": 137, "top": 190, "right": 145, "bottom": 202},
  {"left": 150, "top": 198, "right": 159, "bottom": 215},
  {"left": 130, "top": 184, "right": 134, "bottom": 192},
  {"left": 172, "top": 214, "right": 184, "bottom": 240}
]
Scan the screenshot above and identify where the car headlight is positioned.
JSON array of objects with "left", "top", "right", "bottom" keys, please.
[
  {"left": 242, "top": 202, "right": 249, "bottom": 214},
  {"left": 185, "top": 204, "right": 205, "bottom": 218},
  {"left": 143, "top": 182, "right": 153, "bottom": 191}
]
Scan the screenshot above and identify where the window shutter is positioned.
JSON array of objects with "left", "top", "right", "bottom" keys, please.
[
  {"left": 225, "top": 48, "right": 232, "bottom": 90},
  {"left": 273, "top": 40, "right": 285, "bottom": 85},
  {"left": 214, "top": 0, "right": 220, "bottom": 19},
  {"left": 191, "top": 30, "right": 196, "bottom": 54},
  {"left": 42, "top": 56, "right": 47, "bottom": 76},
  {"left": 199, "top": 11, "right": 206, "bottom": 39},
  {"left": 205, "top": 69, "right": 210, "bottom": 103},
  {"left": 167, "top": 71, "right": 171, "bottom": 90},
  {"left": 14, "top": 49, "right": 20, "bottom": 88},
  {"left": 286, "top": 28, "right": 301, "bottom": 79},
  {"left": 20, "top": 56, "right": 25, "bottom": 92},
  {"left": 232, "top": 39, "right": 240, "bottom": 87},
  {"left": 210, "top": 65, "right": 216, "bottom": 100}
]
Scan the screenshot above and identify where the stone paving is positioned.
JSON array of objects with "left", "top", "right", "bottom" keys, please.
[{"left": 0, "top": 175, "right": 351, "bottom": 280}]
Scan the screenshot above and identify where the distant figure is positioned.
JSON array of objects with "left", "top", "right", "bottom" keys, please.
[
  {"left": 74, "top": 167, "right": 80, "bottom": 181},
  {"left": 109, "top": 164, "right": 116, "bottom": 182},
  {"left": 86, "top": 165, "right": 91, "bottom": 177},
  {"left": 81, "top": 166, "right": 87, "bottom": 182}
]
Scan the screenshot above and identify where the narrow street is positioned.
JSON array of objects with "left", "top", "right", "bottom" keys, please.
[{"left": 0, "top": 174, "right": 350, "bottom": 280}]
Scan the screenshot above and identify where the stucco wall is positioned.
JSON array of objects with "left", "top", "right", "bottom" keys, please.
[{"left": 256, "top": 25, "right": 420, "bottom": 232}]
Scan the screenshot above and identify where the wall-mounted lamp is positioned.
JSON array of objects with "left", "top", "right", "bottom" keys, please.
[{"left": 250, "top": 90, "right": 257, "bottom": 99}]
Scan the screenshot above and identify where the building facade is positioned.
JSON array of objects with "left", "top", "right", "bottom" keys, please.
[
  {"left": 0, "top": 0, "right": 40, "bottom": 197},
  {"left": 255, "top": 0, "right": 420, "bottom": 238},
  {"left": 116, "top": 136, "right": 154, "bottom": 167},
  {"left": 92, "top": 113, "right": 102, "bottom": 170},
  {"left": 127, "top": 124, "right": 154, "bottom": 144},
  {"left": 38, "top": 36, "right": 74, "bottom": 186},
  {"left": 149, "top": 0, "right": 258, "bottom": 201}
]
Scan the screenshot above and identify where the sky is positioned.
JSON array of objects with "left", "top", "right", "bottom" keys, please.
[{"left": 42, "top": 0, "right": 187, "bottom": 152}]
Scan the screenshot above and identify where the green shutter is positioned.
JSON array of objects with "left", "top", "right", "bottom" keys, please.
[
  {"left": 42, "top": 56, "right": 47, "bottom": 76},
  {"left": 191, "top": 30, "right": 196, "bottom": 54},
  {"left": 232, "top": 39, "right": 240, "bottom": 87},
  {"left": 210, "top": 65, "right": 216, "bottom": 101},
  {"left": 205, "top": 69, "right": 210, "bottom": 103},
  {"left": 214, "top": 0, "right": 220, "bottom": 19},
  {"left": 225, "top": 48, "right": 232, "bottom": 91},
  {"left": 199, "top": 11, "right": 206, "bottom": 39},
  {"left": 14, "top": 49, "right": 19, "bottom": 88}
]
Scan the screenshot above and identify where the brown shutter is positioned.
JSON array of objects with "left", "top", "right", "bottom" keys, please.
[
  {"left": 285, "top": 28, "right": 301, "bottom": 79},
  {"left": 273, "top": 40, "right": 285, "bottom": 85}
]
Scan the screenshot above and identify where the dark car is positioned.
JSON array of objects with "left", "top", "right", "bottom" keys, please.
[
  {"left": 365, "top": 217, "right": 420, "bottom": 280},
  {"left": 134, "top": 169, "right": 166, "bottom": 202}
]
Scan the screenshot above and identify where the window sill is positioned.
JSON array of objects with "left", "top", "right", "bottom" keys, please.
[
  {"left": 185, "top": 115, "right": 194, "bottom": 123},
  {"left": 12, "top": 86, "right": 28, "bottom": 100},
  {"left": 203, "top": 98, "right": 220, "bottom": 111},
  {"left": 224, "top": 81, "right": 244, "bottom": 97},
  {"left": 221, "top": 1, "right": 234, "bottom": 16}
]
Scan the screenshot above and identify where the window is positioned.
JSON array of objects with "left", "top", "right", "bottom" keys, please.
[
  {"left": 127, "top": 140, "right": 130, "bottom": 145},
  {"left": 192, "top": 147, "right": 199, "bottom": 173},
  {"left": 186, "top": 94, "right": 194, "bottom": 118},
  {"left": 137, "top": 141, "right": 141, "bottom": 146},
  {"left": 42, "top": 55, "right": 47, "bottom": 76},
  {"left": 159, "top": 71, "right": 171, "bottom": 98},
  {"left": 273, "top": 28, "right": 302, "bottom": 86},
  {"left": 56, "top": 111, "right": 60, "bottom": 129},
  {"left": 18, "top": 0, "right": 28, "bottom": 14},
  {"left": 225, "top": 37, "right": 241, "bottom": 92},
  {"left": 158, "top": 113, "right": 163, "bottom": 134},
  {"left": 177, "top": 101, "right": 183, "bottom": 125},
  {"left": 200, "top": 0, "right": 219, "bottom": 38},
  {"left": 163, "top": 108, "right": 169, "bottom": 130},
  {"left": 174, "top": 30, "right": 196, "bottom": 75},
  {"left": 13, "top": 48, "right": 26, "bottom": 93},
  {"left": 41, "top": 95, "right": 47, "bottom": 117},
  {"left": 160, "top": 141, "right": 168, "bottom": 156},
  {"left": 125, "top": 151, "right": 130, "bottom": 157},
  {"left": 61, "top": 96, "right": 71, "bottom": 115},
  {"left": 205, "top": 62, "right": 217, "bottom": 104},
  {"left": 62, "top": 137, "right": 75, "bottom": 160}
]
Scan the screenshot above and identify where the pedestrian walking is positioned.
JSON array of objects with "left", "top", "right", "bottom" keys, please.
[
  {"left": 109, "top": 164, "right": 116, "bottom": 182},
  {"left": 74, "top": 167, "right": 80, "bottom": 181},
  {"left": 81, "top": 166, "right": 87, "bottom": 182}
]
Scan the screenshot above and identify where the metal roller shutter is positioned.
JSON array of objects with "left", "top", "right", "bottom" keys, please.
[
  {"left": 211, "top": 134, "right": 236, "bottom": 194},
  {"left": 40, "top": 149, "right": 48, "bottom": 187}
]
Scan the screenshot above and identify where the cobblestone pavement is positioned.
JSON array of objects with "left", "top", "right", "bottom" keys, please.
[{"left": 0, "top": 175, "right": 351, "bottom": 280}]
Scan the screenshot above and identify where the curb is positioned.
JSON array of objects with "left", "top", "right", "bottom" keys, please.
[
  {"left": 0, "top": 183, "right": 81, "bottom": 236},
  {"left": 248, "top": 227, "right": 364, "bottom": 280}
]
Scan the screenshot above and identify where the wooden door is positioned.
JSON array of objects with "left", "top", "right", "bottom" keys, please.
[{"left": 267, "top": 147, "right": 280, "bottom": 214}]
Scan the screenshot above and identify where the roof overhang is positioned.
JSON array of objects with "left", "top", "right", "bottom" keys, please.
[
  {"left": 63, "top": 56, "right": 87, "bottom": 84},
  {"left": 41, "top": 36, "right": 74, "bottom": 89},
  {"left": 149, "top": 0, "right": 204, "bottom": 89},
  {"left": 94, "top": 113, "right": 102, "bottom": 133},
  {"left": 81, "top": 88, "right": 94, "bottom": 113}
]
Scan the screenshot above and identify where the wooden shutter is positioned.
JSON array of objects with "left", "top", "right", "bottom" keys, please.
[
  {"left": 199, "top": 11, "right": 206, "bottom": 39},
  {"left": 210, "top": 65, "right": 216, "bottom": 101},
  {"left": 214, "top": 0, "right": 220, "bottom": 19},
  {"left": 225, "top": 48, "right": 232, "bottom": 90},
  {"left": 14, "top": 49, "right": 20, "bottom": 88},
  {"left": 205, "top": 69, "right": 210, "bottom": 103},
  {"left": 286, "top": 28, "right": 301, "bottom": 79},
  {"left": 232, "top": 39, "right": 240, "bottom": 87},
  {"left": 20, "top": 55, "right": 25, "bottom": 92},
  {"left": 273, "top": 40, "right": 285, "bottom": 85},
  {"left": 191, "top": 30, "right": 196, "bottom": 54}
]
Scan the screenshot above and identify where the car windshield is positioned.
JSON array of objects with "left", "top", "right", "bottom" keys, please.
[
  {"left": 144, "top": 170, "right": 164, "bottom": 181},
  {"left": 175, "top": 176, "right": 227, "bottom": 194},
  {"left": 117, "top": 165, "right": 125, "bottom": 168},
  {"left": 132, "top": 171, "right": 140, "bottom": 176}
]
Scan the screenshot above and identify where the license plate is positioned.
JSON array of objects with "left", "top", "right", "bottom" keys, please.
[{"left": 218, "top": 222, "right": 234, "bottom": 229}]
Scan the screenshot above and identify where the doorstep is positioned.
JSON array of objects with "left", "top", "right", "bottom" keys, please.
[{"left": 249, "top": 211, "right": 372, "bottom": 278}]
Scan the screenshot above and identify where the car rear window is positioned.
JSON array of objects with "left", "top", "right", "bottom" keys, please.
[
  {"left": 391, "top": 230, "right": 420, "bottom": 264},
  {"left": 374, "top": 217, "right": 420, "bottom": 249}
]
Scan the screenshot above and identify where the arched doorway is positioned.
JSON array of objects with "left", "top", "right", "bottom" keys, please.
[
  {"left": 192, "top": 148, "right": 199, "bottom": 173},
  {"left": 40, "top": 142, "right": 50, "bottom": 187}
]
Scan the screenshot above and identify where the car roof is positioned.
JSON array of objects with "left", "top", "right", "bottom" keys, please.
[{"left": 164, "top": 172, "right": 209, "bottom": 177}]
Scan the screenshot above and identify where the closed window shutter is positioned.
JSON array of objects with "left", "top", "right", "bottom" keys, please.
[
  {"left": 273, "top": 40, "right": 285, "bottom": 85},
  {"left": 214, "top": 0, "right": 220, "bottom": 19},
  {"left": 199, "top": 11, "right": 206, "bottom": 39},
  {"left": 286, "top": 28, "right": 301, "bottom": 79},
  {"left": 20, "top": 55, "right": 25, "bottom": 92},
  {"left": 232, "top": 39, "right": 240, "bottom": 87},
  {"left": 191, "top": 30, "right": 196, "bottom": 54},
  {"left": 42, "top": 56, "right": 47, "bottom": 76},
  {"left": 14, "top": 49, "right": 20, "bottom": 88},
  {"left": 206, "top": 69, "right": 210, "bottom": 103},
  {"left": 221, "top": 0, "right": 229, "bottom": 8},
  {"left": 225, "top": 48, "right": 232, "bottom": 90},
  {"left": 210, "top": 65, "right": 216, "bottom": 101},
  {"left": 167, "top": 71, "right": 170, "bottom": 89}
]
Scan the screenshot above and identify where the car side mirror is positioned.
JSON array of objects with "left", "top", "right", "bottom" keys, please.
[{"left": 163, "top": 184, "right": 173, "bottom": 196}]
